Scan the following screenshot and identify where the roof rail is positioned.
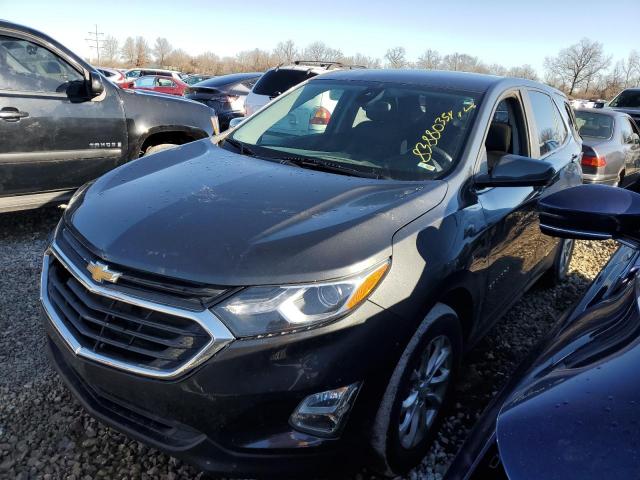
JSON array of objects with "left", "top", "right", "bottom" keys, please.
[{"left": 291, "top": 60, "right": 367, "bottom": 70}]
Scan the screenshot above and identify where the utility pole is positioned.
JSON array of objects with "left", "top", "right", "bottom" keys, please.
[{"left": 85, "top": 24, "right": 104, "bottom": 65}]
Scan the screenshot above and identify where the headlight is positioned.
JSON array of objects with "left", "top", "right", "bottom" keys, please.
[{"left": 212, "top": 260, "right": 390, "bottom": 337}]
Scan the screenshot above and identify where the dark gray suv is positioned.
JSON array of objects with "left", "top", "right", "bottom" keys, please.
[{"left": 41, "top": 69, "right": 582, "bottom": 477}]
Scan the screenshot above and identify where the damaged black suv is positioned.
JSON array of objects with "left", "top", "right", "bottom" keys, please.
[{"left": 41, "top": 69, "right": 582, "bottom": 477}]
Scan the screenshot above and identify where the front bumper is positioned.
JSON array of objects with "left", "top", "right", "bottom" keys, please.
[{"left": 44, "top": 293, "right": 402, "bottom": 477}]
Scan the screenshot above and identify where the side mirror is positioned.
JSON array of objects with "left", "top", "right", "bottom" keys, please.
[
  {"left": 89, "top": 72, "right": 104, "bottom": 97},
  {"left": 539, "top": 184, "right": 640, "bottom": 244},
  {"left": 474, "top": 154, "right": 556, "bottom": 188},
  {"left": 228, "top": 117, "right": 244, "bottom": 129}
]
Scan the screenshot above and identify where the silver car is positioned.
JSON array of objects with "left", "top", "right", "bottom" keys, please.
[{"left": 576, "top": 108, "right": 640, "bottom": 186}]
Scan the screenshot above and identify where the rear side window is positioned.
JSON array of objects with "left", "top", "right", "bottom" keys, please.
[
  {"left": 610, "top": 90, "right": 640, "bottom": 108},
  {"left": 621, "top": 119, "right": 635, "bottom": 144},
  {"left": 157, "top": 78, "right": 174, "bottom": 87},
  {"left": 252, "top": 69, "right": 317, "bottom": 96},
  {"left": 528, "top": 90, "right": 568, "bottom": 156},
  {"left": 0, "top": 35, "right": 83, "bottom": 93}
]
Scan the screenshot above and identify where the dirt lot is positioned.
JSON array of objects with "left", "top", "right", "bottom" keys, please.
[{"left": 0, "top": 207, "right": 618, "bottom": 480}]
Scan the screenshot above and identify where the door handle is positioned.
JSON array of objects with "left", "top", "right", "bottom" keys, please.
[{"left": 0, "top": 108, "right": 29, "bottom": 122}]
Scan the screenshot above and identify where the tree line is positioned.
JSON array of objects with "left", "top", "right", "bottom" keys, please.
[{"left": 95, "top": 35, "right": 639, "bottom": 99}]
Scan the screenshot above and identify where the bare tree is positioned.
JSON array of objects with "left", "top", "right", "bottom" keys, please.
[
  {"left": 441, "top": 52, "right": 485, "bottom": 72},
  {"left": 273, "top": 40, "right": 298, "bottom": 64},
  {"left": 101, "top": 36, "right": 119, "bottom": 66},
  {"left": 165, "top": 49, "right": 192, "bottom": 72},
  {"left": 544, "top": 38, "right": 611, "bottom": 95},
  {"left": 620, "top": 50, "right": 640, "bottom": 88},
  {"left": 120, "top": 37, "right": 136, "bottom": 66},
  {"left": 133, "top": 36, "right": 151, "bottom": 67},
  {"left": 153, "top": 37, "right": 172, "bottom": 67},
  {"left": 384, "top": 46, "right": 408, "bottom": 69},
  {"left": 235, "top": 49, "right": 274, "bottom": 71},
  {"left": 303, "top": 41, "right": 343, "bottom": 62},
  {"left": 343, "top": 53, "right": 381, "bottom": 68},
  {"left": 507, "top": 64, "right": 538, "bottom": 81},
  {"left": 415, "top": 49, "right": 441, "bottom": 70},
  {"left": 195, "top": 51, "right": 221, "bottom": 74},
  {"left": 487, "top": 63, "right": 507, "bottom": 76}
]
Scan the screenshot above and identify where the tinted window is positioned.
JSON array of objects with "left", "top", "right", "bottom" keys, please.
[
  {"left": 232, "top": 80, "right": 481, "bottom": 181},
  {"left": 610, "top": 90, "right": 640, "bottom": 108},
  {"left": 126, "top": 69, "right": 141, "bottom": 78},
  {"left": 135, "top": 77, "right": 155, "bottom": 87},
  {"left": 0, "top": 35, "right": 83, "bottom": 92},
  {"left": 528, "top": 90, "right": 568, "bottom": 156},
  {"left": 575, "top": 111, "right": 614, "bottom": 140},
  {"left": 252, "top": 69, "right": 317, "bottom": 96},
  {"left": 621, "top": 119, "right": 634, "bottom": 144},
  {"left": 197, "top": 74, "right": 260, "bottom": 89}
]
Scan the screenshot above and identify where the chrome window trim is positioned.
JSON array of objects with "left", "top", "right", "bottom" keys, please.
[{"left": 40, "top": 243, "right": 235, "bottom": 380}]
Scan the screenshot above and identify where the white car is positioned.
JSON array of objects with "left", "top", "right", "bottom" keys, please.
[{"left": 244, "top": 61, "right": 363, "bottom": 136}]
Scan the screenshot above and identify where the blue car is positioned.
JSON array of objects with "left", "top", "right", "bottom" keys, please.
[{"left": 446, "top": 184, "right": 640, "bottom": 480}]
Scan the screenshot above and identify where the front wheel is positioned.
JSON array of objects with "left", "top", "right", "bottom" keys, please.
[
  {"left": 544, "top": 238, "right": 575, "bottom": 286},
  {"left": 371, "top": 304, "right": 462, "bottom": 476},
  {"left": 143, "top": 143, "right": 178, "bottom": 156}
]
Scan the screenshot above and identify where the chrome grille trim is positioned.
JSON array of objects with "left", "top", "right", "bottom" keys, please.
[{"left": 40, "top": 243, "right": 235, "bottom": 380}]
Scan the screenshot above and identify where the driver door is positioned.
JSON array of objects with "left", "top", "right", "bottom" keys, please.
[{"left": 0, "top": 31, "right": 127, "bottom": 198}]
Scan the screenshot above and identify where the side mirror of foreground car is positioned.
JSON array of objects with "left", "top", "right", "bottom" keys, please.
[
  {"left": 89, "top": 71, "right": 105, "bottom": 98},
  {"left": 474, "top": 154, "right": 555, "bottom": 188},
  {"left": 538, "top": 184, "right": 640, "bottom": 245}
]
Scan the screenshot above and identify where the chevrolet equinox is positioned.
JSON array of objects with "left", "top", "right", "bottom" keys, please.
[{"left": 41, "top": 70, "right": 583, "bottom": 477}]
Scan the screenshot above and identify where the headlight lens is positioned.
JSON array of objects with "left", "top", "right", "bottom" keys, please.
[{"left": 213, "top": 260, "right": 390, "bottom": 337}]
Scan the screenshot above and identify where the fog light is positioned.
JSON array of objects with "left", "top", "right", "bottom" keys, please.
[{"left": 290, "top": 383, "right": 360, "bottom": 437}]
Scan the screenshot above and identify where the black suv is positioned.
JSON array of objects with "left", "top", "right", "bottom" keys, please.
[
  {"left": 41, "top": 69, "right": 582, "bottom": 477},
  {"left": 0, "top": 21, "right": 215, "bottom": 213}
]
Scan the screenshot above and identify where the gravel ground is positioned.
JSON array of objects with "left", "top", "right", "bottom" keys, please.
[{"left": 0, "top": 208, "right": 618, "bottom": 480}]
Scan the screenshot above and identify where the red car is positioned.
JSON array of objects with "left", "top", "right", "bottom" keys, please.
[{"left": 131, "top": 75, "right": 189, "bottom": 96}]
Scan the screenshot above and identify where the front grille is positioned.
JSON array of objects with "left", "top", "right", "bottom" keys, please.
[
  {"left": 57, "top": 225, "right": 231, "bottom": 310},
  {"left": 47, "top": 257, "right": 212, "bottom": 371}
]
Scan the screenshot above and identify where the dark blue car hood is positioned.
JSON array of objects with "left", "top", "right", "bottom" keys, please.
[
  {"left": 495, "top": 270, "right": 640, "bottom": 480},
  {"left": 67, "top": 139, "right": 447, "bottom": 286}
]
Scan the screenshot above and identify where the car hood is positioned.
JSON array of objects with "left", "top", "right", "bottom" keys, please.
[
  {"left": 495, "top": 274, "right": 640, "bottom": 480},
  {"left": 66, "top": 139, "right": 447, "bottom": 286}
]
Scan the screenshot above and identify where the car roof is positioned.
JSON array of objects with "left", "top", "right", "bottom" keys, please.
[
  {"left": 576, "top": 107, "right": 629, "bottom": 118},
  {"left": 127, "top": 68, "right": 179, "bottom": 74},
  {"left": 311, "top": 69, "right": 553, "bottom": 94},
  {"left": 197, "top": 72, "right": 261, "bottom": 86}
]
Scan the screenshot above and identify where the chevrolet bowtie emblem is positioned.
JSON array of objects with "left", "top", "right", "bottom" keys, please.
[{"left": 87, "top": 261, "right": 122, "bottom": 284}]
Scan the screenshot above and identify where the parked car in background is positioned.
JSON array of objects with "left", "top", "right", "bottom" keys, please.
[
  {"left": 184, "top": 74, "right": 215, "bottom": 85},
  {"left": 0, "top": 20, "right": 216, "bottom": 213},
  {"left": 447, "top": 184, "right": 640, "bottom": 480},
  {"left": 609, "top": 87, "right": 640, "bottom": 126},
  {"left": 95, "top": 67, "right": 127, "bottom": 86},
  {"left": 244, "top": 60, "right": 363, "bottom": 116},
  {"left": 575, "top": 108, "right": 640, "bottom": 186},
  {"left": 42, "top": 70, "right": 582, "bottom": 477},
  {"left": 122, "top": 68, "right": 186, "bottom": 88},
  {"left": 131, "top": 75, "right": 190, "bottom": 96},
  {"left": 185, "top": 72, "right": 261, "bottom": 130}
]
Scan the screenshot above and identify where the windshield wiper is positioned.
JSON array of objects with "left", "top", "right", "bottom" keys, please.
[
  {"left": 279, "top": 156, "right": 384, "bottom": 179},
  {"left": 223, "top": 137, "right": 255, "bottom": 157}
]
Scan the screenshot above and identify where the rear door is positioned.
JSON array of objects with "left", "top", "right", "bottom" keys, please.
[
  {"left": 155, "top": 77, "right": 178, "bottom": 95},
  {"left": 524, "top": 90, "right": 582, "bottom": 261},
  {"left": 0, "top": 30, "right": 127, "bottom": 198},
  {"left": 621, "top": 117, "right": 640, "bottom": 180}
]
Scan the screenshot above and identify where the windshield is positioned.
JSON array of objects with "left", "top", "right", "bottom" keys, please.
[
  {"left": 610, "top": 90, "right": 640, "bottom": 108},
  {"left": 230, "top": 80, "right": 481, "bottom": 180},
  {"left": 252, "top": 69, "right": 317, "bottom": 97},
  {"left": 575, "top": 111, "right": 614, "bottom": 139}
]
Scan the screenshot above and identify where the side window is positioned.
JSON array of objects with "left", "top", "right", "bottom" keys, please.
[
  {"left": 135, "top": 77, "right": 154, "bottom": 87},
  {"left": 528, "top": 90, "right": 568, "bottom": 157},
  {"left": 0, "top": 34, "right": 83, "bottom": 93},
  {"left": 563, "top": 102, "right": 580, "bottom": 138},
  {"left": 157, "top": 78, "right": 174, "bottom": 87},
  {"left": 621, "top": 119, "right": 634, "bottom": 144},
  {"left": 127, "top": 70, "right": 141, "bottom": 79},
  {"left": 484, "top": 96, "right": 528, "bottom": 171}
]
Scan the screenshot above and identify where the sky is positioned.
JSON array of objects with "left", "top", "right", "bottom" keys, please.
[{"left": 1, "top": 0, "right": 636, "bottom": 74}]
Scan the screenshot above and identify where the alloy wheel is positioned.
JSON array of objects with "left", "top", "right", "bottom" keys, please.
[{"left": 398, "top": 335, "right": 453, "bottom": 449}]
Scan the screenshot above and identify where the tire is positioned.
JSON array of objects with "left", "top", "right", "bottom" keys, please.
[
  {"left": 542, "top": 238, "right": 575, "bottom": 286},
  {"left": 370, "top": 304, "right": 462, "bottom": 476},
  {"left": 144, "top": 143, "right": 177, "bottom": 156}
]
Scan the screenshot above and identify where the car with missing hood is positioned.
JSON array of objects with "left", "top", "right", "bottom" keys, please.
[
  {"left": 41, "top": 69, "right": 582, "bottom": 477},
  {"left": 446, "top": 183, "right": 640, "bottom": 480}
]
